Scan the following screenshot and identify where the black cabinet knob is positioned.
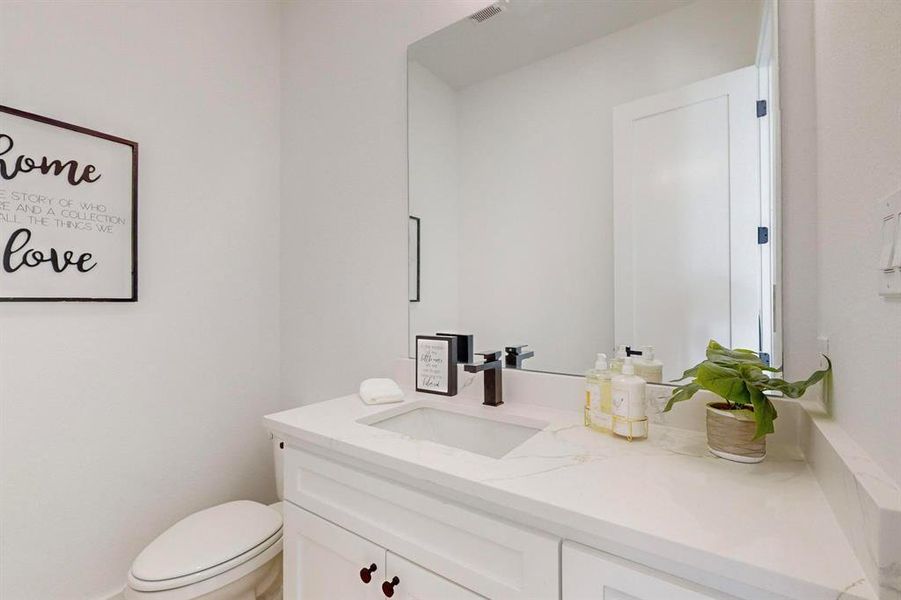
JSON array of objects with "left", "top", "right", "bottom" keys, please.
[
  {"left": 359, "top": 563, "right": 377, "bottom": 584},
  {"left": 382, "top": 576, "right": 400, "bottom": 597}
]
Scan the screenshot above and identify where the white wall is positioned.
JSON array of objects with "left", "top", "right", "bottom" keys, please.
[
  {"left": 423, "top": 0, "right": 760, "bottom": 373},
  {"left": 797, "top": 0, "right": 901, "bottom": 485},
  {"left": 279, "top": 0, "right": 487, "bottom": 407},
  {"left": 408, "top": 61, "right": 461, "bottom": 353},
  {"left": 781, "top": 0, "right": 901, "bottom": 485},
  {"left": 0, "top": 2, "right": 281, "bottom": 599}
]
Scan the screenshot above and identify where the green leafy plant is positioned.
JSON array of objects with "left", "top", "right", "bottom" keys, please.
[{"left": 664, "top": 340, "right": 831, "bottom": 439}]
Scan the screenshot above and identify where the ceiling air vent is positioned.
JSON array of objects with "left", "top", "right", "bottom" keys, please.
[{"left": 470, "top": 3, "right": 504, "bottom": 24}]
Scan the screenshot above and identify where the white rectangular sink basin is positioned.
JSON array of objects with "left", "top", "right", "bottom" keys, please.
[{"left": 361, "top": 402, "right": 547, "bottom": 459}]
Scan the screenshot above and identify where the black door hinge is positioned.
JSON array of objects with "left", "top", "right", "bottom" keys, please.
[
  {"left": 756, "top": 99, "right": 767, "bottom": 118},
  {"left": 759, "top": 352, "right": 771, "bottom": 366},
  {"left": 757, "top": 226, "right": 769, "bottom": 244}
]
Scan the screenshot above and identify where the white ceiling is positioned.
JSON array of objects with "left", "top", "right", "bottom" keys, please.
[{"left": 409, "top": 0, "right": 694, "bottom": 89}]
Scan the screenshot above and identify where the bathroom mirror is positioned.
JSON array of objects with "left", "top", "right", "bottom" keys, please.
[{"left": 408, "top": 0, "right": 781, "bottom": 381}]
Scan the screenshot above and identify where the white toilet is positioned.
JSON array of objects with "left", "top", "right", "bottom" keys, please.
[{"left": 125, "top": 439, "right": 285, "bottom": 600}]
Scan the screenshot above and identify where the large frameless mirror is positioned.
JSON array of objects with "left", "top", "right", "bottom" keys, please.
[{"left": 408, "top": 0, "right": 782, "bottom": 382}]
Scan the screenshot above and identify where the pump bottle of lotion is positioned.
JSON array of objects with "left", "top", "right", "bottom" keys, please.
[
  {"left": 611, "top": 358, "right": 648, "bottom": 439},
  {"left": 585, "top": 353, "right": 612, "bottom": 431}
]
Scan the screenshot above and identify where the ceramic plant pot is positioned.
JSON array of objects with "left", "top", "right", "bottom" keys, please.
[{"left": 705, "top": 402, "right": 766, "bottom": 463}]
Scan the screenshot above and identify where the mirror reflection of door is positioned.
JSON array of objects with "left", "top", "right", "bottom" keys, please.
[
  {"left": 613, "top": 66, "right": 761, "bottom": 381},
  {"left": 407, "top": 0, "right": 780, "bottom": 379}
]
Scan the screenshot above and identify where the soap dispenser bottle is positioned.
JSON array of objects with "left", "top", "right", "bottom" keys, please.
[
  {"left": 612, "top": 358, "right": 648, "bottom": 440},
  {"left": 584, "top": 353, "right": 612, "bottom": 432},
  {"left": 634, "top": 345, "right": 663, "bottom": 383}
]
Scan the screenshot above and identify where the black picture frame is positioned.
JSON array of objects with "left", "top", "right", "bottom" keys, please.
[
  {"left": 415, "top": 335, "right": 458, "bottom": 396},
  {"left": 0, "top": 104, "right": 138, "bottom": 302}
]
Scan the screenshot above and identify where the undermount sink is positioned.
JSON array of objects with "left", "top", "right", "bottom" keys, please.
[{"left": 361, "top": 402, "right": 547, "bottom": 459}]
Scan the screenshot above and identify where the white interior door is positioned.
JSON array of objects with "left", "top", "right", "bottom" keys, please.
[
  {"left": 283, "top": 502, "right": 385, "bottom": 600},
  {"left": 613, "top": 66, "right": 760, "bottom": 380}
]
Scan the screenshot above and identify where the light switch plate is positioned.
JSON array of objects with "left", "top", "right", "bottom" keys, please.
[{"left": 878, "top": 190, "right": 901, "bottom": 297}]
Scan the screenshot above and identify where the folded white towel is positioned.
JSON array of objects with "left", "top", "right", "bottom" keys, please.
[{"left": 359, "top": 378, "right": 404, "bottom": 405}]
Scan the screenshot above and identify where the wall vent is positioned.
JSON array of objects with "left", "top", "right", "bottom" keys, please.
[{"left": 470, "top": 4, "right": 504, "bottom": 24}]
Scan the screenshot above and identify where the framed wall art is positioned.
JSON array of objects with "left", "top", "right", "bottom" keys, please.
[{"left": 0, "top": 105, "right": 138, "bottom": 301}]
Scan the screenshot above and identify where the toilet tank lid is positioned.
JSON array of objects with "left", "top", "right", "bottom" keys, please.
[{"left": 131, "top": 500, "right": 282, "bottom": 582}]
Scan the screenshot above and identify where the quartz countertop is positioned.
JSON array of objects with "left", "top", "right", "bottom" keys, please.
[{"left": 265, "top": 390, "right": 875, "bottom": 600}]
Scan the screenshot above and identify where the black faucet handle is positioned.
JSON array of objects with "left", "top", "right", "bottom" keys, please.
[
  {"left": 505, "top": 345, "right": 529, "bottom": 355},
  {"left": 476, "top": 350, "right": 502, "bottom": 362}
]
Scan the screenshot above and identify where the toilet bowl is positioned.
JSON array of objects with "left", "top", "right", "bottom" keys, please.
[{"left": 125, "top": 439, "right": 285, "bottom": 600}]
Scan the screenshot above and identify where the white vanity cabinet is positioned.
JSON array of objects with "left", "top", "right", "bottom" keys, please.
[
  {"left": 284, "top": 501, "right": 483, "bottom": 600},
  {"left": 281, "top": 447, "right": 559, "bottom": 599},
  {"left": 281, "top": 445, "right": 759, "bottom": 600},
  {"left": 561, "top": 541, "right": 730, "bottom": 600},
  {"left": 283, "top": 502, "right": 385, "bottom": 600}
]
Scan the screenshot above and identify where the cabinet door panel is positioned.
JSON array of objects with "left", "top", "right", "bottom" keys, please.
[
  {"left": 385, "top": 552, "right": 485, "bottom": 600},
  {"left": 285, "top": 449, "right": 559, "bottom": 598},
  {"left": 284, "top": 501, "right": 385, "bottom": 600},
  {"left": 563, "top": 541, "right": 731, "bottom": 600}
]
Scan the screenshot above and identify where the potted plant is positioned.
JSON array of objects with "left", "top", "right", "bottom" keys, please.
[{"left": 664, "top": 340, "right": 831, "bottom": 463}]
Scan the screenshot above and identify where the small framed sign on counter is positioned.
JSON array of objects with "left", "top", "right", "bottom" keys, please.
[{"left": 415, "top": 335, "right": 458, "bottom": 396}]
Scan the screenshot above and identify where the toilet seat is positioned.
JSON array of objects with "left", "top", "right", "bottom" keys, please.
[{"left": 128, "top": 500, "right": 282, "bottom": 593}]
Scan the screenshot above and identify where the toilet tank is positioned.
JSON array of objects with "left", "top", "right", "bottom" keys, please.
[{"left": 272, "top": 435, "right": 284, "bottom": 501}]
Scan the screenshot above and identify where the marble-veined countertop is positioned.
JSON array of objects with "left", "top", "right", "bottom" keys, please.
[{"left": 265, "top": 390, "right": 875, "bottom": 600}]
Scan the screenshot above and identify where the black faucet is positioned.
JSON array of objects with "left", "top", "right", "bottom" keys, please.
[
  {"left": 464, "top": 351, "right": 503, "bottom": 406},
  {"left": 504, "top": 345, "right": 534, "bottom": 369}
]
